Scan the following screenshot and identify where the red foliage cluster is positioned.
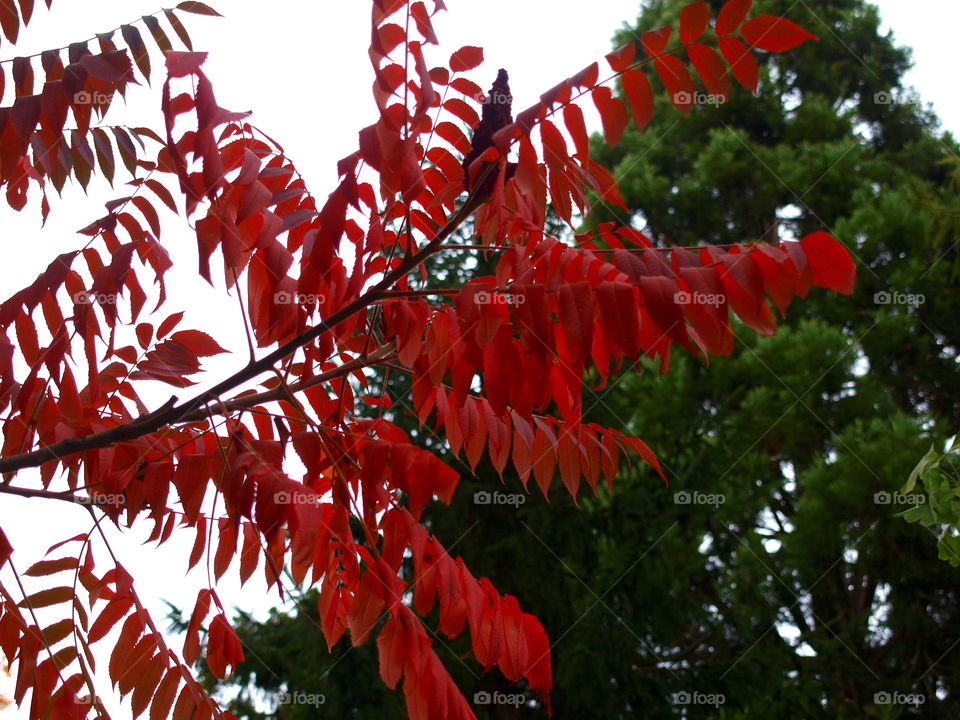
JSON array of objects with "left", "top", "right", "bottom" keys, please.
[{"left": 0, "top": 1, "right": 848, "bottom": 718}]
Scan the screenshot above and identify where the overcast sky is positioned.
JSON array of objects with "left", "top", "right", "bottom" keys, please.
[{"left": 1, "top": 0, "right": 958, "bottom": 715}]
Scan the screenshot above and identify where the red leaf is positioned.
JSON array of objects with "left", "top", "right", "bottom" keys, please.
[
  {"left": 0, "top": 529, "right": 12, "bottom": 568},
  {"left": 638, "top": 275, "right": 688, "bottom": 348},
  {"left": 449, "top": 76, "right": 483, "bottom": 101},
  {"left": 641, "top": 26, "right": 671, "bottom": 57},
  {"left": 688, "top": 44, "right": 731, "bottom": 99},
  {"left": 149, "top": 669, "right": 180, "bottom": 720},
  {"left": 0, "top": 1, "right": 18, "bottom": 43},
  {"left": 443, "top": 97, "right": 479, "bottom": 127},
  {"left": 169, "top": 329, "right": 227, "bottom": 356},
  {"left": 135, "top": 323, "right": 154, "bottom": 350},
  {"left": 622, "top": 69, "right": 654, "bottom": 132},
  {"left": 558, "top": 429, "right": 581, "bottom": 500},
  {"left": 376, "top": 614, "right": 405, "bottom": 689},
  {"left": 715, "top": 251, "right": 777, "bottom": 335},
  {"left": 176, "top": 1, "right": 222, "bottom": 16},
  {"left": 655, "top": 56, "right": 696, "bottom": 116},
  {"left": 679, "top": 1, "right": 710, "bottom": 45},
  {"left": 156, "top": 311, "right": 184, "bottom": 339},
  {"left": 132, "top": 654, "right": 165, "bottom": 717},
  {"left": 741, "top": 15, "right": 818, "bottom": 53},
  {"left": 521, "top": 613, "right": 552, "bottom": 697},
  {"left": 583, "top": 159, "right": 628, "bottom": 211},
  {"left": 799, "top": 232, "right": 855, "bottom": 294},
  {"left": 110, "top": 614, "right": 145, "bottom": 687},
  {"left": 532, "top": 422, "right": 557, "bottom": 499},
  {"left": 213, "top": 520, "right": 236, "bottom": 580},
  {"left": 618, "top": 433, "right": 664, "bottom": 480},
  {"left": 79, "top": 51, "right": 137, "bottom": 83},
  {"left": 568, "top": 62, "right": 599, "bottom": 89},
  {"left": 319, "top": 577, "right": 348, "bottom": 650},
  {"left": 188, "top": 516, "right": 207, "bottom": 570},
  {"left": 557, "top": 281, "right": 594, "bottom": 367},
  {"left": 349, "top": 571, "right": 386, "bottom": 646},
  {"left": 472, "top": 582, "right": 504, "bottom": 669},
  {"left": 498, "top": 596, "right": 528, "bottom": 682},
  {"left": 88, "top": 597, "right": 134, "bottom": 643},
  {"left": 165, "top": 51, "right": 208, "bottom": 78},
  {"left": 183, "top": 590, "right": 211, "bottom": 665},
  {"left": 717, "top": 0, "right": 752, "bottom": 35},
  {"left": 121, "top": 25, "right": 151, "bottom": 81},
  {"left": 449, "top": 46, "right": 483, "bottom": 72},
  {"left": 435, "top": 121, "right": 471, "bottom": 154},
  {"left": 674, "top": 262, "right": 732, "bottom": 356},
  {"left": 591, "top": 86, "right": 628, "bottom": 148},
  {"left": 719, "top": 36, "right": 759, "bottom": 92},
  {"left": 596, "top": 281, "right": 639, "bottom": 359},
  {"left": 605, "top": 43, "right": 636, "bottom": 73},
  {"left": 749, "top": 245, "right": 795, "bottom": 315},
  {"left": 562, "top": 104, "right": 589, "bottom": 159}
]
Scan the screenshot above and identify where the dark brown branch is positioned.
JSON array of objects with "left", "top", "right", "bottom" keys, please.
[{"left": 0, "top": 484, "right": 111, "bottom": 506}]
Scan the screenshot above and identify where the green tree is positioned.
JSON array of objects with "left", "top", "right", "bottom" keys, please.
[{"left": 195, "top": 1, "right": 960, "bottom": 718}]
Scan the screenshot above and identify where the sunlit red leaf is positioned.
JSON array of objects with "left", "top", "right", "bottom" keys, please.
[
  {"left": 799, "top": 232, "right": 855, "bottom": 294},
  {"left": 449, "top": 45, "right": 483, "bottom": 72}
]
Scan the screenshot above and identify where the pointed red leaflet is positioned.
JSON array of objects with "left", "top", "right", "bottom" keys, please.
[
  {"left": 449, "top": 45, "right": 483, "bottom": 72},
  {"left": 719, "top": 36, "right": 760, "bottom": 92},
  {"left": 622, "top": 69, "right": 654, "bottom": 131},
  {"left": 688, "top": 44, "right": 731, "bottom": 99},
  {"left": 641, "top": 26, "right": 671, "bottom": 57},
  {"left": 656, "top": 56, "right": 696, "bottom": 115},
  {"left": 717, "top": 0, "right": 753, "bottom": 36},
  {"left": 591, "top": 87, "right": 629, "bottom": 147},
  {"left": 679, "top": 2, "right": 710, "bottom": 45},
  {"left": 741, "top": 15, "right": 818, "bottom": 53},
  {"left": 800, "top": 232, "right": 856, "bottom": 294}
]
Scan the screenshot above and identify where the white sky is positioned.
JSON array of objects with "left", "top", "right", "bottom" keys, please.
[{"left": 1, "top": 0, "right": 958, "bottom": 716}]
